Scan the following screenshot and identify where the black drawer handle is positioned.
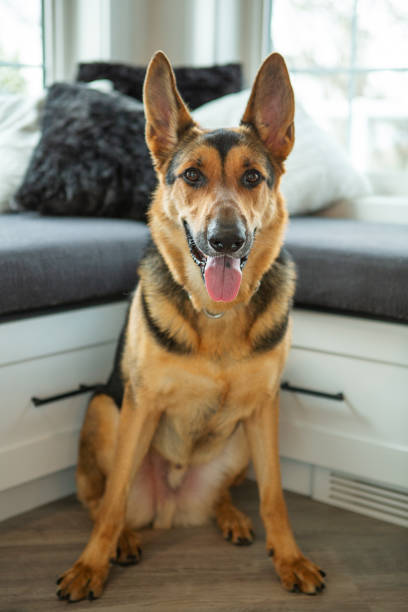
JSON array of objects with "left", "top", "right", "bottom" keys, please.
[
  {"left": 281, "top": 381, "right": 344, "bottom": 402},
  {"left": 31, "top": 383, "right": 102, "bottom": 407}
]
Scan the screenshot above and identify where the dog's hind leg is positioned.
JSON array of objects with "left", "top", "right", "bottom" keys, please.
[
  {"left": 215, "top": 482, "right": 254, "bottom": 546},
  {"left": 76, "top": 394, "right": 117, "bottom": 518},
  {"left": 57, "top": 385, "right": 160, "bottom": 602},
  {"left": 76, "top": 393, "right": 142, "bottom": 566},
  {"left": 210, "top": 428, "right": 254, "bottom": 545}
]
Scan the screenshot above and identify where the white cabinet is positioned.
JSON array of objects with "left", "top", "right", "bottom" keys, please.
[
  {"left": 0, "top": 302, "right": 127, "bottom": 519},
  {"left": 279, "top": 309, "right": 408, "bottom": 526},
  {"left": 280, "top": 347, "right": 408, "bottom": 489},
  {"left": 0, "top": 343, "right": 116, "bottom": 491}
]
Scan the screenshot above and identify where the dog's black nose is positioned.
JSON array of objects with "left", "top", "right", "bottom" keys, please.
[{"left": 208, "top": 221, "right": 246, "bottom": 254}]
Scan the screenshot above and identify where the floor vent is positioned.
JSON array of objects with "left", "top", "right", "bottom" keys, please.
[{"left": 313, "top": 468, "right": 408, "bottom": 527}]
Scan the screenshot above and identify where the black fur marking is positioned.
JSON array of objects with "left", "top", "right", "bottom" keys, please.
[
  {"left": 165, "top": 149, "right": 183, "bottom": 185},
  {"left": 141, "top": 291, "right": 191, "bottom": 355},
  {"left": 253, "top": 311, "right": 290, "bottom": 353},
  {"left": 164, "top": 128, "right": 197, "bottom": 185},
  {"left": 250, "top": 248, "right": 295, "bottom": 353},
  {"left": 141, "top": 239, "right": 195, "bottom": 323},
  {"left": 250, "top": 248, "right": 293, "bottom": 320},
  {"left": 240, "top": 121, "right": 275, "bottom": 187},
  {"left": 177, "top": 121, "right": 195, "bottom": 139},
  {"left": 104, "top": 303, "right": 129, "bottom": 405},
  {"left": 264, "top": 156, "right": 275, "bottom": 188},
  {"left": 91, "top": 301, "right": 131, "bottom": 409},
  {"left": 202, "top": 129, "right": 242, "bottom": 163}
]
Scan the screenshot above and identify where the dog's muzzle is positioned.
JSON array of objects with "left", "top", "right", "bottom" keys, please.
[{"left": 183, "top": 220, "right": 253, "bottom": 303}]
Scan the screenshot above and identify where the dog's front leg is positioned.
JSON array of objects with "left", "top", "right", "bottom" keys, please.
[
  {"left": 57, "top": 384, "right": 160, "bottom": 603},
  {"left": 245, "top": 391, "right": 325, "bottom": 595}
]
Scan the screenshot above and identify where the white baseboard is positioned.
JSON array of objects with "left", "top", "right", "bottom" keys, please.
[
  {"left": 312, "top": 466, "right": 408, "bottom": 528},
  {"left": 280, "top": 457, "right": 313, "bottom": 495},
  {"left": 247, "top": 457, "right": 313, "bottom": 496},
  {"left": 0, "top": 466, "right": 76, "bottom": 523},
  {"left": 249, "top": 457, "right": 408, "bottom": 527}
]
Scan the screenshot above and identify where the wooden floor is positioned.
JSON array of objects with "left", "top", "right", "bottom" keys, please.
[{"left": 0, "top": 480, "right": 406, "bottom": 612}]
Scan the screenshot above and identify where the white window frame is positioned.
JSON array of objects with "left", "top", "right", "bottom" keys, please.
[
  {"left": 43, "top": 0, "right": 111, "bottom": 86},
  {"left": 268, "top": 0, "right": 408, "bottom": 199},
  {"left": 0, "top": 0, "right": 46, "bottom": 92}
]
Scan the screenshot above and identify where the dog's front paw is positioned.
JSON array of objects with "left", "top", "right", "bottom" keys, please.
[
  {"left": 111, "top": 528, "right": 143, "bottom": 566},
  {"left": 272, "top": 553, "right": 326, "bottom": 595},
  {"left": 56, "top": 561, "right": 110, "bottom": 602},
  {"left": 218, "top": 507, "right": 254, "bottom": 546}
]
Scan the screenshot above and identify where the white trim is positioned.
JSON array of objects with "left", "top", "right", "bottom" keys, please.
[
  {"left": 99, "top": 0, "right": 112, "bottom": 60},
  {"left": 0, "top": 428, "right": 81, "bottom": 492},
  {"left": 43, "top": 0, "right": 112, "bottom": 84},
  {"left": 43, "top": 0, "right": 64, "bottom": 84},
  {"left": 261, "top": 0, "right": 272, "bottom": 58},
  {"left": 247, "top": 457, "right": 313, "bottom": 496},
  {"left": 0, "top": 301, "right": 127, "bottom": 368},
  {"left": 74, "top": 0, "right": 112, "bottom": 63},
  {"left": 0, "top": 467, "right": 76, "bottom": 523},
  {"left": 291, "top": 309, "right": 408, "bottom": 368},
  {"left": 214, "top": 0, "right": 239, "bottom": 65},
  {"left": 280, "top": 420, "right": 408, "bottom": 491},
  {"left": 280, "top": 457, "right": 313, "bottom": 496}
]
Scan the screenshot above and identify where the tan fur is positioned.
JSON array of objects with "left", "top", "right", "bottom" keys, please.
[{"left": 56, "top": 51, "right": 325, "bottom": 603}]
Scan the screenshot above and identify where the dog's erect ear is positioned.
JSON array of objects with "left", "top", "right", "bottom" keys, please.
[
  {"left": 143, "top": 51, "right": 195, "bottom": 167},
  {"left": 241, "top": 53, "right": 295, "bottom": 162}
]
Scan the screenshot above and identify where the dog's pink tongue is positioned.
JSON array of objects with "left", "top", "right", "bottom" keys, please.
[{"left": 204, "top": 255, "right": 242, "bottom": 302}]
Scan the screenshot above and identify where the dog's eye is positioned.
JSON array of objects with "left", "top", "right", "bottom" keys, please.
[
  {"left": 242, "top": 169, "right": 263, "bottom": 187},
  {"left": 183, "top": 168, "right": 201, "bottom": 184}
]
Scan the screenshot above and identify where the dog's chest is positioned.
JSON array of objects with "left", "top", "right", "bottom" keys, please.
[
  {"left": 153, "top": 397, "right": 228, "bottom": 460},
  {"left": 149, "top": 356, "right": 273, "bottom": 465}
]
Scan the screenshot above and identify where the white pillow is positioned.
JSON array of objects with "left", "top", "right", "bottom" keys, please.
[
  {"left": 0, "top": 93, "right": 44, "bottom": 213},
  {"left": 193, "top": 90, "right": 371, "bottom": 216}
]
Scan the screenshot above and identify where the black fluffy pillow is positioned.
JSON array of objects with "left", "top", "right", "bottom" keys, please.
[
  {"left": 14, "top": 83, "right": 156, "bottom": 221},
  {"left": 76, "top": 62, "right": 242, "bottom": 110}
]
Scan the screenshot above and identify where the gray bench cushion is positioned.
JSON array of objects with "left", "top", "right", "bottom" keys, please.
[
  {"left": 0, "top": 213, "right": 150, "bottom": 318},
  {"left": 0, "top": 213, "right": 407, "bottom": 322},
  {"left": 285, "top": 217, "right": 408, "bottom": 322}
]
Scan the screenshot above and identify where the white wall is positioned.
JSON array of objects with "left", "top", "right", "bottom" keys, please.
[
  {"left": 46, "top": 0, "right": 267, "bottom": 86},
  {"left": 107, "top": 0, "right": 266, "bottom": 84}
]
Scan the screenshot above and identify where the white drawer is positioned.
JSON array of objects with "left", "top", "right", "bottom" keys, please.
[
  {"left": 279, "top": 347, "right": 408, "bottom": 490},
  {"left": 0, "top": 342, "right": 116, "bottom": 491}
]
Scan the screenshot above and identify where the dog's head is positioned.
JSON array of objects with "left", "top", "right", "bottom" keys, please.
[{"left": 144, "top": 51, "right": 294, "bottom": 305}]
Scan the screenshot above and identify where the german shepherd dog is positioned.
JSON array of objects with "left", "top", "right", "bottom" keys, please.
[{"left": 56, "top": 51, "right": 326, "bottom": 602}]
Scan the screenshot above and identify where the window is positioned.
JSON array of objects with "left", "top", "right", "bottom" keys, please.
[
  {"left": 0, "top": 0, "right": 45, "bottom": 95},
  {"left": 271, "top": 0, "right": 408, "bottom": 192}
]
